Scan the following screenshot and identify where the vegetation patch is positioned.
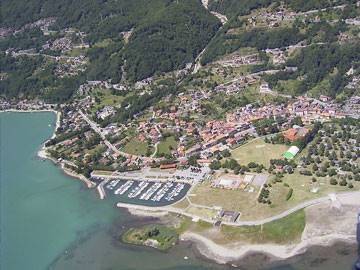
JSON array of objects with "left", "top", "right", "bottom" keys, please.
[
  {"left": 121, "top": 224, "right": 178, "bottom": 251},
  {"left": 157, "top": 136, "right": 178, "bottom": 156},
  {"left": 122, "top": 137, "right": 152, "bottom": 156},
  {"left": 219, "top": 210, "right": 306, "bottom": 244}
]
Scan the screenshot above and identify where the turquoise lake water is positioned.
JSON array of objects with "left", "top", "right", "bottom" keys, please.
[{"left": 0, "top": 112, "right": 357, "bottom": 270}]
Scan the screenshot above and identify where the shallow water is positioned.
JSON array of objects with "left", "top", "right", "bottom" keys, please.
[{"left": 0, "top": 112, "right": 357, "bottom": 270}]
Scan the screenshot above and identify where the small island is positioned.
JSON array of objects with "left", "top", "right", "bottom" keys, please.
[{"left": 121, "top": 225, "right": 178, "bottom": 251}]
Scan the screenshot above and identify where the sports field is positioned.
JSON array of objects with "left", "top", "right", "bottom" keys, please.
[{"left": 231, "top": 138, "right": 288, "bottom": 167}]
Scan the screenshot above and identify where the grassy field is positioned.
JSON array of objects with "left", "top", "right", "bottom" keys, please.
[
  {"left": 172, "top": 198, "right": 190, "bottom": 209},
  {"left": 189, "top": 169, "right": 360, "bottom": 221},
  {"left": 90, "top": 88, "right": 125, "bottom": 113},
  {"left": 186, "top": 206, "right": 219, "bottom": 220},
  {"left": 270, "top": 171, "right": 360, "bottom": 206},
  {"left": 157, "top": 136, "right": 177, "bottom": 156},
  {"left": 174, "top": 215, "right": 213, "bottom": 234},
  {"left": 218, "top": 210, "right": 306, "bottom": 244},
  {"left": 231, "top": 138, "right": 288, "bottom": 167},
  {"left": 176, "top": 210, "right": 305, "bottom": 245},
  {"left": 189, "top": 181, "right": 267, "bottom": 220},
  {"left": 275, "top": 79, "right": 302, "bottom": 96},
  {"left": 121, "top": 224, "right": 178, "bottom": 251},
  {"left": 92, "top": 170, "right": 114, "bottom": 176},
  {"left": 122, "top": 137, "right": 151, "bottom": 156}
]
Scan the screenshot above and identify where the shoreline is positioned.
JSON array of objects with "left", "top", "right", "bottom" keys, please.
[
  {"left": 0, "top": 109, "right": 96, "bottom": 189},
  {"left": 180, "top": 231, "right": 356, "bottom": 265},
  {"left": 38, "top": 110, "right": 96, "bottom": 188},
  {"left": 38, "top": 146, "right": 96, "bottom": 189},
  {"left": 119, "top": 196, "right": 360, "bottom": 266}
]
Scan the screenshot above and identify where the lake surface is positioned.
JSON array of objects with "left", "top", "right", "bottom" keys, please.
[{"left": 0, "top": 112, "right": 357, "bottom": 270}]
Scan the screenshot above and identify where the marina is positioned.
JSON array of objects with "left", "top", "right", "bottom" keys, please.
[
  {"left": 106, "top": 179, "right": 120, "bottom": 190},
  {"left": 128, "top": 182, "right": 150, "bottom": 199},
  {"left": 151, "top": 182, "right": 174, "bottom": 202},
  {"left": 114, "top": 180, "right": 134, "bottom": 195},
  {"left": 165, "top": 183, "right": 185, "bottom": 202},
  {"left": 100, "top": 178, "right": 190, "bottom": 206},
  {"left": 140, "top": 182, "right": 162, "bottom": 200}
]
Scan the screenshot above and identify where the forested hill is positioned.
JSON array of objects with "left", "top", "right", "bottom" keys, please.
[
  {"left": 207, "top": 0, "right": 357, "bottom": 18},
  {"left": 1, "top": 0, "right": 220, "bottom": 82},
  {"left": 0, "top": 0, "right": 359, "bottom": 104}
]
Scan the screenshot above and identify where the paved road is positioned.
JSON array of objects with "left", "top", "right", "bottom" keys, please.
[
  {"left": 79, "top": 110, "right": 125, "bottom": 157},
  {"left": 79, "top": 110, "right": 162, "bottom": 162}
]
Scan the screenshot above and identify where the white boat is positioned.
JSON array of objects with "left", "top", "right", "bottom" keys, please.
[
  {"left": 114, "top": 181, "right": 134, "bottom": 195},
  {"left": 128, "top": 181, "right": 149, "bottom": 198}
]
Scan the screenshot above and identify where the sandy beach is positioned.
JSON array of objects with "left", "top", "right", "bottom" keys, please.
[{"left": 181, "top": 232, "right": 356, "bottom": 265}]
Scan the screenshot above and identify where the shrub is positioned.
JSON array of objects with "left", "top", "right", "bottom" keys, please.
[
  {"left": 286, "top": 188, "right": 293, "bottom": 201},
  {"left": 330, "top": 178, "right": 338, "bottom": 185},
  {"left": 339, "top": 179, "right": 347, "bottom": 186}
]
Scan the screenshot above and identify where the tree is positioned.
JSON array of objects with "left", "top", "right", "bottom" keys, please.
[
  {"left": 330, "top": 178, "right": 338, "bottom": 185},
  {"left": 188, "top": 155, "right": 199, "bottom": 167},
  {"left": 339, "top": 179, "right": 347, "bottom": 186},
  {"left": 248, "top": 162, "right": 258, "bottom": 169},
  {"left": 210, "top": 160, "right": 221, "bottom": 170},
  {"left": 328, "top": 168, "right": 337, "bottom": 177},
  {"left": 221, "top": 149, "right": 231, "bottom": 158},
  {"left": 291, "top": 116, "right": 303, "bottom": 127}
]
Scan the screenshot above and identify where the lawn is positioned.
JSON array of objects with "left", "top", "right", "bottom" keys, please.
[
  {"left": 92, "top": 170, "right": 114, "bottom": 176},
  {"left": 231, "top": 138, "right": 288, "bottom": 167},
  {"left": 219, "top": 210, "right": 305, "bottom": 244},
  {"left": 122, "top": 137, "right": 151, "bottom": 156},
  {"left": 65, "top": 47, "right": 87, "bottom": 57},
  {"left": 186, "top": 206, "right": 219, "bottom": 220},
  {"left": 189, "top": 171, "right": 360, "bottom": 221},
  {"left": 272, "top": 171, "right": 360, "bottom": 203},
  {"left": 90, "top": 88, "right": 125, "bottom": 113},
  {"left": 177, "top": 210, "right": 306, "bottom": 245},
  {"left": 189, "top": 181, "right": 268, "bottom": 220},
  {"left": 275, "top": 79, "right": 302, "bottom": 96},
  {"left": 157, "top": 136, "right": 177, "bottom": 156}
]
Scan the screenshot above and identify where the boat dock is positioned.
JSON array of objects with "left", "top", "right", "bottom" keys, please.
[
  {"left": 96, "top": 177, "right": 190, "bottom": 204},
  {"left": 128, "top": 182, "right": 150, "bottom": 199},
  {"left": 114, "top": 181, "right": 134, "bottom": 195}
]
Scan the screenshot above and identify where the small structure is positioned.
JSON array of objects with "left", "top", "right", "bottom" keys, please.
[
  {"left": 212, "top": 174, "right": 243, "bottom": 189},
  {"left": 219, "top": 210, "right": 240, "bottom": 223},
  {"left": 259, "top": 82, "right": 271, "bottom": 93},
  {"left": 283, "top": 126, "right": 309, "bottom": 142},
  {"left": 283, "top": 146, "right": 300, "bottom": 160},
  {"left": 159, "top": 163, "right": 177, "bottom": 170}
]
